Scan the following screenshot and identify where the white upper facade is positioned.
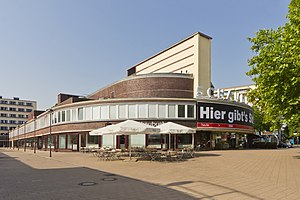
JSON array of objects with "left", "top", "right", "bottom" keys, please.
[{"left": 127, "top": 32, "right": 212, "bottom": 98}]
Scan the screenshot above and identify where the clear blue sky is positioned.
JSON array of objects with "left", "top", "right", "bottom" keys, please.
[{"left": 0, "top": 0, "right": 290, "bottom": 110}]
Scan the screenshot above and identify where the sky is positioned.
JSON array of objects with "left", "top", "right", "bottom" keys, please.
[{"left": 0, "top": 0, "right": 290, "bottom": 110}]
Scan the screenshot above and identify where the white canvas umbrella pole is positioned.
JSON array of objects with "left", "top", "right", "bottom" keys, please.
[
  {"left": 128, "top": 135, "right": 131, "bottom": 160},
  {"left": 113, "top": 135, "right": 115, "bottom": 149},
  {"left": 192, "top": 133, "right": 195, "bottom": 149},
  {"left": 169, "top": 133, "right": 171, "bottom": 150}
]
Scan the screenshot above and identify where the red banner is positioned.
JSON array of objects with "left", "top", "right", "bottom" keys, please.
[{"left": 197, "top": 122, "right": 254, "bottom": 130}]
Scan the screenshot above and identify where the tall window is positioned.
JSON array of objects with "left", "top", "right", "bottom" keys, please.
[
  {"left": 88, "top": 135, "right": 98, "bottom": 144},
  {"left": 85, "top": 107, "right": 92, "bottom": 120},
  {"left": 92, "top": 106, "right": 100, "bottom": 120},
  {"left": 62, "top": 111, "right": 66, "bottom": 122},
  {"left": 187, "top": 105, "right": 194, "bottom": 118},
  {"left": 72, "top": 109, "right": 77, "bottom": 121},
  {"left": 109, "top": 105, "right": 117, "bottom": 119},
  {"left": 118, "top": 105, "right": 126, "bottom": 119},
  {"left": 100, "top": 106, "right": 109, "bottom": 119},
  {"left": 78, "top": 108, "right": 84, "bottom": 120},
  {"left": 178, "top": 105, "right": 185, "bottom": 118},
  {"left": 138, "top": 104, "right": 147, "bottom": 118},
  {"left": 58, "top": 111, "right": 61, "bottom": 123},
  {"left": 66, "top": 110, "right": 71, "bottom": 121},
  {"left": 148, "top": 104, "right": 157, "bottom": 118},
  {"left": 158, "top": 104, "right": 166, "bottom": 118},
  {"left": 128, "top": 105, "right": 136, "bottom": 118},
  {"left": 168, "top": 104, "right": 176, "bottom": 118},
  {"left": 59, "top": 134, "right": 66, "bottom": 149}
]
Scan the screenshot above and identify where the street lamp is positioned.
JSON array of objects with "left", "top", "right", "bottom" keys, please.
[
  {"left": 34, "top": 116, "right": 36, "bottom": 154},
  {"left": 17, "top": 125, "right": 19, "bottom": 151},
  {"left": 12, "top": 129, "right": 14, "bottom": 149},
  {"left": 48, "top": 109, "right": 53, "bottom": 157},
  {"left": 24, "top": 122, "right": 26, "bottom": 152}
]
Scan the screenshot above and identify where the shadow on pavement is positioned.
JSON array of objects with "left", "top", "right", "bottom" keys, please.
[
  {"left": 0, "top": 152, "right": 197, "bottom": 200},
  {"left": 166, "top": 180, "right": 264, "bottom": 200},
  {"left": 194, "top": 152, "right": 221, "bottom": 157},
  {"left": 293, "top": 156, "right": 300, "bottom": 159}
]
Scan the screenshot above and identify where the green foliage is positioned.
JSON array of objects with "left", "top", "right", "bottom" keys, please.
[
  {"left": 253, "top": 105, "right": 271, "bottom": 133},
  {"left": 247, "top": 0, "right": 300, "bottom": 131}
]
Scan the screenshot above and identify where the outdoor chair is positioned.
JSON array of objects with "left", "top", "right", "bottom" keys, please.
[{"left": 159, "top": 151, "right": 168, "bottom": 162}]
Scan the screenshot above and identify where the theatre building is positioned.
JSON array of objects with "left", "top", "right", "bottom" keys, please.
[{"left": 9, "top": 32, "right": 254, "bottom": 151}]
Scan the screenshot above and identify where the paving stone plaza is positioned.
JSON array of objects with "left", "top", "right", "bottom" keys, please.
[{"left": 1, "top": 147, "right": 300, "bottom": 200}]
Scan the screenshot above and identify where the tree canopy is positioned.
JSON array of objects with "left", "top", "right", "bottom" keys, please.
[{"left": 247, "top": 0, "right": 300, "bottom": 133}]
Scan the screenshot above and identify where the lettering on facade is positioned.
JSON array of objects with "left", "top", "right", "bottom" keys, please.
[
  {"left": 197, "top": 102, "right": 254, "bottom": 128},
  {"left": 199, "top": 106, "right": 253, "bottom": 124},
  {"left": 142, "top": 121, "right": 164, "bottom": 127},
  {"left": 199, "top": 87, "right": 249, "bottom": 105}
]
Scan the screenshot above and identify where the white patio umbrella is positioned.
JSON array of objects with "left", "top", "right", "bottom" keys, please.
[
  {"left": 89, "top": 120, "right": 160, "bottom": 158},
  {"left": 157, "top": 122, "right": 196, "bottom": 150}
]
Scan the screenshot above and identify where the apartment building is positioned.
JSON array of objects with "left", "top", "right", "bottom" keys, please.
[{"left": 0, "top": 96, "right": 37, "bottom": 135}]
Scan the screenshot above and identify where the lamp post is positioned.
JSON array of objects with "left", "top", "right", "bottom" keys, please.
[
  {"left": 34, "top": 116, "right": 36, "bottom": 154},
  {"left": 48, "top": 109, "right": 53, "bottom": 157},
  {"left": 24, "top": 122, "right": 26, "bottom": 152},
  {"left": 12, "top": 129, "right": 14, "bottom": 149},
  {"left": 17, "top": 125, "right": 19, "bottom": 150}
]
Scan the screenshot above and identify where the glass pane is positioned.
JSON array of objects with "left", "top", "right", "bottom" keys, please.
[
  {"left": 148, "top": 104, "right": 157, "bottom": 118},
  {"left": 109, "top": 105, "right": 116, "bottom": 119},
  {"left": 102, "top": 135, "right": 116, "bottom": 148},
  {"left": 59, "top": 134, "right": 66, "bottom": 149},
  {"left": 147, "top": 134, "right": 161, "bottom": 148},
  {"left": 62, "top": 111, "right": 66, "bottom": 122},
  {"left": 168, "top": 104, "right": 176, "bottom": 118},
  {"left": 100, "top": 106, "right": 109, "bottom": 119},
  {"left": 53, "top": 112, "right": 57, "bottom": 124},
  {"left": 72, "top": 109, "right": 77, "bottom": 121},
  {"left": 158, "top": 104, "right": 166, "bottom": 118},
  {"left": 130, "top": 134, "right": 145, "bottom": 148},
  {"left": 177, "top": 134, "right": 192, "bottom": 149},
  {"left": 78, "top": 108, "right": 84, "bottom": 120},
  {"left": 58, "top": 112, "right": 61, "bottom": 123},
  {"left": 88, "top": 135, "right": 98, "bottom": 144},
  {"left": 128, "top": 105, "right": 136, "bottom": 118},
  {"left": 138, "top": 104, "right": 147, "bottom": 118},
  {"left": 178, "top": 105, "right": 185, "bottom": 118},
  {"left": 187, "top": 105, "right": 194, "bottom": 118},
  {"left": 92, "top": 106, "right": 100, "bottom": 120},
  {"left": 118, "top": 105, "right": 126, "bottom": 119},
  {"left": 66, "top": 110, "right": 71, "bottom": 121},
  {"left": 85, "top": 107, "right": 92, "bottom": 120}
]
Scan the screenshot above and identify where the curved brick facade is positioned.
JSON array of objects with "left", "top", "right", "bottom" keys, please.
[{"left": 88, "top": 74, "right": 194, "bottom": 100}]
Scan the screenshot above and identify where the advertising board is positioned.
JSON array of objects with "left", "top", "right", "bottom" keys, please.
[{"left": 197, "top": 101, "right": 254, "bottom": 132}]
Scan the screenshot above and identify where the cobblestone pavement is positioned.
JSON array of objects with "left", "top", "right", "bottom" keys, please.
[
  {"left": 0, "top": 150, "right": 196, "bottom": 200},
  {"left": 1, "top": 147, "right": 300, "bottom": 200}
]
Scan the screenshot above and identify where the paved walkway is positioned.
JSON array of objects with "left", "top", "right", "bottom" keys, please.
[{"left": 1, "top": 147, "right": 300, "bottom": 200}]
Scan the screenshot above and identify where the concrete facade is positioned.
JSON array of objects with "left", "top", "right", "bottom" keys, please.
[{"left": 127, "top": 32, "right": 212, "bottom": 98}]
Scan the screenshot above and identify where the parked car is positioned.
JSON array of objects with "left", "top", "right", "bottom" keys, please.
[{"left": 278, "top": 141, "right": 293, "bottom": 148}]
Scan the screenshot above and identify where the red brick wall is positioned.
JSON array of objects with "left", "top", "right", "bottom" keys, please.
[{"left": 88, "top": 75, "right": 193, "bottom": 100}]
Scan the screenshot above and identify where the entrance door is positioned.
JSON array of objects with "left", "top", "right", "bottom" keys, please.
[
  {"left": 117, "top": 135, "right": 128, "bottom": 149},
  {"left": 68, "top": 134, "right": 79, "bottom": 151}
]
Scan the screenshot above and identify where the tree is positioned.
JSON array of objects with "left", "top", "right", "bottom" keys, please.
[
  {"left": 253, "top": 105, "right": 271, "bottom": 134},
  {"left": 247, "top": 0, "right": 300, "bottom": 132}
]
